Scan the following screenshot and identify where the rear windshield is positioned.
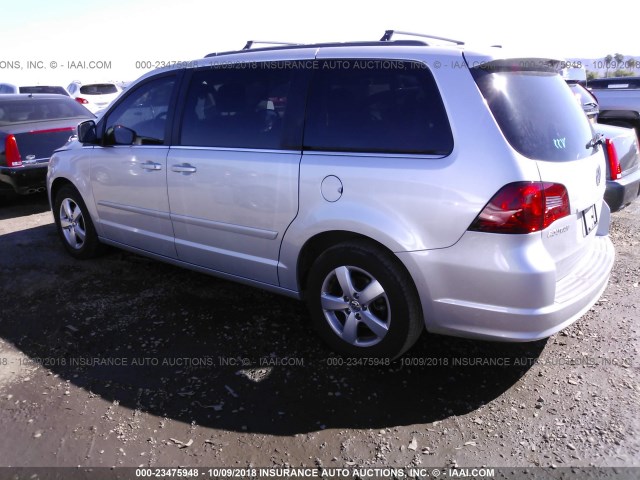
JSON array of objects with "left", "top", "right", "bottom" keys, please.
[
  {"left": 472, "top": 66, "right": 595, "bottom": 161},
  {"left": 79, "top": 84, "right": 118, "bottom": 95},
  {"left": 0, "top": 98, "right": 92, "bottom": 125},
  {"left": 19, "top": 86, "right": 69, "bottom": 96}
]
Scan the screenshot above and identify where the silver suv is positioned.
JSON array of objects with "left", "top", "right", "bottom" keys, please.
[{"left": 47, "top": 33, "right": 615, "bottom": 359}]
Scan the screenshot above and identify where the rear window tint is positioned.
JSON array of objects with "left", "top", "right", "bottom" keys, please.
[
  {"left": 0, "top": 98, "right": 92, "bottom": 125},
  {"left": 80, "top": 84, "right": 118, "bottom": 95},
  {"left": 304, "top": 60, "right": 453, "bottom": 155},
  {"left": 19, "top": 86, "right": 69, "bottom": 96},
  {"left": 472, "top": 67, "right": 595, "bottom": 161}
]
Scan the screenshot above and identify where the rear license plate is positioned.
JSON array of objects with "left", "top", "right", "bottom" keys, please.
[{"left": 582, "top": 204, "right": 598, "bottom": 236}]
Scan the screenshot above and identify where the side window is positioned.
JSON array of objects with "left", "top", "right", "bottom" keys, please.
[
  {"left": 104, "top": 76, "right": 175, "bottom": 145},
  {"left": 179, "top": 64, "right": 306, "bottom": 150},
  {"left": 304, "top": 60, "right": 453, "bottom": 155}
]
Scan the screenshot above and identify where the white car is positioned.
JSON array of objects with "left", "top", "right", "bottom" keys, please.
[{"left": 67, "top": 82, "right": 122, "bottom": 114}]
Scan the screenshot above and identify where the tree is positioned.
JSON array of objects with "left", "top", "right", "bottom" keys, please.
[
  {"left": 612, "top": 69, "right": 634, "bottom": 77},
  {"left": 614, "top": 53, "right": 625, "bottom": 70},
  {"left": 604, "top": 54, "right": 613, "bottom": 77},
  {"left": 586, "top": 70, "right": 600, "bottom": 81}
]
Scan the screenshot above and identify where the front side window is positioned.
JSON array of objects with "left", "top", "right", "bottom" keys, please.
[
  {"left": 304, "top": 60, "right": 453, "bottom": 155},
  {"left": 104, "top": 76, "right": 175, "bottom": 145},
  {"left": 179, "top": 64, "right": 307, "bottom": 150}
]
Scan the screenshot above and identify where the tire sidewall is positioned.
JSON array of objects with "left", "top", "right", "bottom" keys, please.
[
  {"left": 306, "top": 243, "right": 420, "bottom": 359},
  {"left": 53, "top": 185, "right": 100, "bottom": 259}
]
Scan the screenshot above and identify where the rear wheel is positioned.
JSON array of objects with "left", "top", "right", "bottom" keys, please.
[
  {"left": 305, "top": 241, "right": 423, "bottom": 359},
  {"left": 53, "top": 185, "right": 103, "bottom": 259}
]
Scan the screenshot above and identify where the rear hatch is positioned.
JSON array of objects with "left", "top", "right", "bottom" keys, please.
[
  {"left": 0, "top": 97, "right": 92, "bottom": 165},
  {"left": 468, "top": 57, "right": 608, "bottom": 280}
]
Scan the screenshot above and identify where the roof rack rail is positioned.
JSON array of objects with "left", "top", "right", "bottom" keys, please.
[
  {"left": 205, "top": 40, "right": 429, "bottom": 58},
  {"left": 242, "top": 40, "right": 299, "bottom": 50},
  {"left": 380, "top": 30, "right": 465, "bottom": 45}
]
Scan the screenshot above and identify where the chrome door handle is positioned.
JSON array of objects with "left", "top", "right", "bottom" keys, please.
[
  {"left": 171, "top": 164, "right": 197, "bottom": 174},
  {"left": 140, "top": 161, "right": 162, "bottom": 171}
]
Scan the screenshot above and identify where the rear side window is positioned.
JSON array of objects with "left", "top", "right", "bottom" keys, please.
[
  {"left": 304, "top": 60, "right": 453, "bottom": 155},
  {"left": 472, "top": 65, "right": 594, "bottom": 161},
  {"left": 80, "top": 84, "right": 118, "bottom": 95},
  {"left": 179, "top": 63, "right": 307, "bottom": 150}
]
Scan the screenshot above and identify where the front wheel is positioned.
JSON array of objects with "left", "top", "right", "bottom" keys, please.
[
  {"left": 305, "top": 241, "right": 423, "bottom": 359},
  {"left": 53, "top": 185, "right": 103, "bottom": 259}
]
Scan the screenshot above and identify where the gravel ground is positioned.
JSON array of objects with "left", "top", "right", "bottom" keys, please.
[{"left": 0, "top": 193, "right": 638, "bottom": 476}]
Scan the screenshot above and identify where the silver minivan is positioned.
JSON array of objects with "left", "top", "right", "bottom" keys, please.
[{"left": 47, "top": 34, "right": 615, "bottom": 358}]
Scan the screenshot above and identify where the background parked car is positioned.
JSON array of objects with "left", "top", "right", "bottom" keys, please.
[
  {"left": 0, "top": 82, "right": 70, "bottom": 96},
  {"left": 586, "top": 76, "right": 640, "bottom": 142},
  {"left": 67, "top": 81, "right": 123, "bottom": 114},
  {"left": 569, "top": 81, "right": 640, "bottom": 212},
  {"left": 0, "top": 94, "right": 94, "bottom": 197}
]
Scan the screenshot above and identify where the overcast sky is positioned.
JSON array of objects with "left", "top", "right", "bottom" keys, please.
[{"left": 1, "top": 0, "right": 639, "bottom": 85}]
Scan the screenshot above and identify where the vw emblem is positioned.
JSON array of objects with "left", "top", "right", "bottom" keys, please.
[{"left": 596, "top": 165, "right": 601, "bottom": 186}]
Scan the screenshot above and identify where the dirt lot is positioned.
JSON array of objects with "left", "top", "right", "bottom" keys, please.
[{"left": 0, "top": 193, "right": 638, "bottom": 476}]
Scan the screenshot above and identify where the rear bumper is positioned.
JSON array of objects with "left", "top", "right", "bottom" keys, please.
[
  {"left": 397, "top": 230, "right": 615, "bottom": 342},
  {"left": 605, "top": 169, "right": 640, "bottom": 212},
  {"left": 0, "top": 164, "right": 48, "bottom": 195}
]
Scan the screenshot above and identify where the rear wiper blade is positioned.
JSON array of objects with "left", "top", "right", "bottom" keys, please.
[{"left": 586, "top": 133, "right": 605, "bottom": 149}]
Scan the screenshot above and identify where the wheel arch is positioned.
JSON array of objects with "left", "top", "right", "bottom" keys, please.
[
  {"left": 295, "top": 230, "right": 416, "bottom": 297},
  {"left": 49, "top": 177, "right": 76, "bottom": 206}
]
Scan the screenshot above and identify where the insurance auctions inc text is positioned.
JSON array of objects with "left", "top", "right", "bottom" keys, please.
[{"left": 141, "top": 467, "right": 495, "bottom": 478}]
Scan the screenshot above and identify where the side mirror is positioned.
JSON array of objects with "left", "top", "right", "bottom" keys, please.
[
  {"left": 113, "top": 125, "right": 136, "bottom": 145},
  {"left": 77, "top": 120, "right": 97, "bottom": 143}
]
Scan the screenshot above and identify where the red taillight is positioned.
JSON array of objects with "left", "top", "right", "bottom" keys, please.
[
  {"left": 605, "top": 138, "right": 621, "bottom": 180},
  {"left": 75, "top": 97, "right": 89, "bottom": 104},
  {"left": 469, "top": 182, "right": 570, "bottom": 234},
  {"left": 4, "top": 134, "right": 22, "bottom": 167}
]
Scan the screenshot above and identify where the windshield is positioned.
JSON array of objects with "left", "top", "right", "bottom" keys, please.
[{"left": 472, "top": 66, "right": 595, "bottom": 161}]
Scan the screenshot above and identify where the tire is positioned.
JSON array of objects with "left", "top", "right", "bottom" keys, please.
[
  {"left": 305, "top": 241, "right": 423, "bottom": 359},
  {"left": 53, "top": 185, "right": 103, "bottom": 259}
]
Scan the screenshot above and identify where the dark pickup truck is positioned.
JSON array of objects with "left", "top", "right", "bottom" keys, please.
[{"left": 587, "top": 76, "right": 640, "bottom": 141}]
